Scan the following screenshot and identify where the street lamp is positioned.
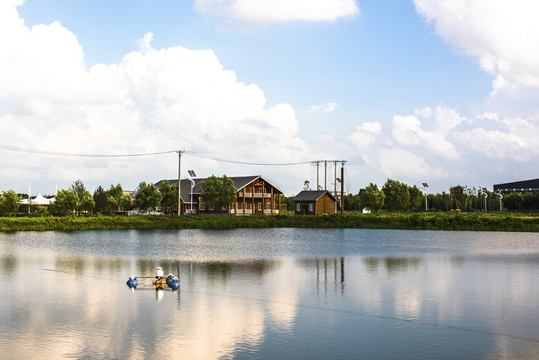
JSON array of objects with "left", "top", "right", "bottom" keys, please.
[
  {"left": 187, "top": 170, "right": 196, "bottom": 215},
  {"left": 421, "top": 183, "right": 429, "bottom": 211},
  {"left": 497, "top": 190, "right": 503, "bottom": 212}
]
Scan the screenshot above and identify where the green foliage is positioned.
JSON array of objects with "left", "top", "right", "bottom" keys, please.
[
  {"left": 408, "top": 185, "right": 424, "bottom": 212},
  {"left": 200, "top": 175, "right": 237, "bottom": 211},
  {"left": 359, "top": 183, "right": 385, "bottom": 213},
  {"left": 1, "top": 212, "right": 538, "bottom": 232},
  {"left": 382, "top": 179, "right": 410, "bottom": 212},
  {"left": 135, "top": 182, "right": 160, "bottom": 213},
  {"left": 93, "top": 186, "right": 108, "bottom": 214},
  {"left": 80, "top": 193, "right": 95, "bottom": 214},
  {"left": 158, "top": 180, "right": 177, "bottom": 214},
  {"left": 0, "top": 190, "right": 21, "bottom": 217},
  {"left": 50, "top": 189, "right": 78, "bottom": 216},
  {"left": 344, "top": 193, "right": 361, "bottom": 211}
]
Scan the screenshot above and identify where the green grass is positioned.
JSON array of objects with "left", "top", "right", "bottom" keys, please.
[{"left": 1, "top": 212, "right": 538, "bottom": 232}]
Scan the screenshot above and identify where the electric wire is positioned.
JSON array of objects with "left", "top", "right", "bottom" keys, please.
[{"left": 0, "top": 143, "right": 326, "bottom": 166}]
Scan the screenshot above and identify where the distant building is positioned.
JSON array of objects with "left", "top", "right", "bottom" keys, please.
[
  {"left": 493, "top": 178, "right": 539, "bottom": 193},
  {"left": 156, "top": 175, "right": 283, "bottom": 215},
  {"left": 292, "top": 190, "right": 336, "bottom": 215}
]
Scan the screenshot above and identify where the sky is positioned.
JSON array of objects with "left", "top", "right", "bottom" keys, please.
[{"left": 1, "top": 0, "right": 539, "bottom": 196}]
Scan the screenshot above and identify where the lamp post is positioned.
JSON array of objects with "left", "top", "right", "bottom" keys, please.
[
  {"left": 187, "top": 170, "right": 196, "bottom": 215},
  {"left": 421, "top": 183, "right": 429, "bottom": 211},
  {"left": 497, "top": 190, "right": 503, "bottom": 211}
]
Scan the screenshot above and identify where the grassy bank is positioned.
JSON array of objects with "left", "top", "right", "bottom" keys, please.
[{"left": 1, "top": 212, "right": 538, "bottom": 232}]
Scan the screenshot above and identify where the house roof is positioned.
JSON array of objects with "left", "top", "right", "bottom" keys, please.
[
  {"left": 292, "top": 190, "right": 336, "bottom": 202},
  {"left": 493, "top": 178, "right": 539, "bottom": 192},
  {"left": 155, "top": 175, "right": 283, "bottom": 202}
]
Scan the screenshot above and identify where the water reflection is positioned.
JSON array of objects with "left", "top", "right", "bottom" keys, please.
[{"left": 0, "top": 230, "right": 538, "bottom": 359}]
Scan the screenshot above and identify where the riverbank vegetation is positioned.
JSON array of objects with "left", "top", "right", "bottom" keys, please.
[{"left": 1, "top": 212, "right": 538, "bottom": 232}]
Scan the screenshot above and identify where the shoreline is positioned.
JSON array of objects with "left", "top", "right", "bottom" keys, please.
[{"left": 1, "top": 213, "right": 538, "bottom": 232}]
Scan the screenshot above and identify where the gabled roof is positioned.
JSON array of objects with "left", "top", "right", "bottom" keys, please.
[
  {"left": 292, "top": 190, "right": 336, "bottom": 202},
  {"left": 155, "top": 175, "right": 283, "bottom": 202}
]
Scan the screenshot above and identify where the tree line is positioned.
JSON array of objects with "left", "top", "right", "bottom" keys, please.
[
  {"left": 342, "top": 179, "right": 539, "bottom": 212},
  {"left": 0, "top": 175, "right": 238, "bottom": 217}
]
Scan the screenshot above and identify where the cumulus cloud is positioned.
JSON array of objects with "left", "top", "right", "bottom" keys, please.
[
  {"left": 0, "top": 2, "right": 309, "bottom": 191},
  {"left": 307, "top": 102, "right": 338, "bottom": 114},
  {"left": 348, "top": 121, "right": 382, "bottom": 150},
  {"left": 347, "top": 103, "right": 539, "bottom": 190},
  {"left": 392, "top": 113, "right": 460, "bottom": 160},
  {"left": 414, "top": 0, "right": 539, "bottom": 93},
  {"left": 195, "top": 0, "right": 359, "bottom": 23}
]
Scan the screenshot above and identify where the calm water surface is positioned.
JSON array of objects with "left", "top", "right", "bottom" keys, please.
[{"left": 0, "top": 228, "right": 538, "bottom": 359}]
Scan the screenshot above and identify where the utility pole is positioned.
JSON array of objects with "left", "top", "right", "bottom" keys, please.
[
  {"left": 341, "top": 162, "right": 345, "bottom": 214},
  {"left": 316, "top": 161, "right": 320, "bottom": 190},
  {"left": 324, "top": 160, "right": 327, "bottom": 190},
  {"left": 177, "top": 150, "right": 183, "bottom": 216}
]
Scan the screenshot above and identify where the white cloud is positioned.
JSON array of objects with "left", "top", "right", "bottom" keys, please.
[
  {"left": 414, "top": 0, "right": 539, "bottom": 93},
  {"left": 346, "top": 103, "right": 539, "bottom": 191},
  {"left": 349, "top": 121, "right": 382, "bottom": 150},
  {"left": 136, "top": 31, "right": 154, "bottom": 53},
  {"left": 0, "top": 3, "right": 309, "bottom": 192},
  {"left": 392, "top": 114, "right": 460, "bottom": 160},
  {"left": 378, "top": 148, "right": 446, "bottom": 179},
  {"left": 307, "top": 102, "right": 338, "bottom": 114},
  {"left": 195, "top": 0, "right": 359, "bottom": 23}
]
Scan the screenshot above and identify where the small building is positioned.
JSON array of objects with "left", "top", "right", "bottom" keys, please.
[
  {"left": 493, "top": 178, "right": 539, "bottom": 193},
  {"left": 292, "top": 190, "right": 336, "bottom": 215}
]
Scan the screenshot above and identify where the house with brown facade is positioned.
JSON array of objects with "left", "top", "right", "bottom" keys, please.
[
  {"left": 156, "top": 175, "right": 283, "bottom": 215},
  {"left": 292, "top": 190, "right": 336, "bottom": 215}
]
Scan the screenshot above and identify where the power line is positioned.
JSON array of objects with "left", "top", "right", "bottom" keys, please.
[
  {"left": 0, "top": 143, "right": 335, "bottom": 166},
  {"left": 184, "top": 150, "right": 312, "bottom": 166},
  {"left": 0, "top": 144, "right": 176, "bottom": 157}
]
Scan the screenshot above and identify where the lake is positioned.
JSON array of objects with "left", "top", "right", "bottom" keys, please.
[{"left": 0, "top": 228, "right": 538, "bottom": 359}]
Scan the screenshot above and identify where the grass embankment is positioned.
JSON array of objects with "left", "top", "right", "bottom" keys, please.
[{"left": 1, "top": 212, "right": 538, "bottom": 232}]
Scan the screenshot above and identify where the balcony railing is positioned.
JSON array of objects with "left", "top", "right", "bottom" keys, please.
[{"left": 238, "top": 191, "right": 272, "bottom": 198}]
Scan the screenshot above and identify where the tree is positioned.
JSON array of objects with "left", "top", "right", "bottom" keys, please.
[
  {"left": 118, "top": 193, "right": 133, "bottom": 213},
  {"left": 80, "top": 193, "right": 95, "bottom": 214},
  {"left": 135, "top": 182, "right": 161, "bottom": 214},
  {"left": 158, "top": 180, "right": 177, "bottom": 214},
  {"left": 0, "top": 190, "right": 21, "bottom": 217},
  {"left": 382, "top": 179, "right": 410, "bottom": 212},
  {"left": 70, "top": 179, "right": 88, "bottom": 215},
  {"left": 303, "top": 180, "right": 310, "bottom": 191},
  {"left": 200, "top": 175, "right": 237, "bottom": 212},
  {"left": 359, "top": 183, "right": 385, "bottom": 213},
  {"left": 408, "top": 185, "right": 424, "bottom": 212},
  {"left": 50, "top": 189, "right": 78, "bottom": 216},
  {"left": 93, "top": 186, "right": 108, "bottom": 214}
]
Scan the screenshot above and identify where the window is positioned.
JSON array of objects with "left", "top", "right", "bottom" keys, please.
[
  {"left": 267, "top": 203, "right": 271, "bottom": 210},
  {"left": 199, "top": 202, "right": 205, "bottom": 211},
  {"left": 296, "top": 203, "right": 301, "bottom": 212},
  {"left": 309, "top": 203, "right": 314, "bottom": 212},
  {"left": 237, "top": 202, "right": 242, "bottom": 210},
  {"left": 209, "top": 205, "right": 214, "bottom": 211},
  {"left": 222, "top": 205, "right": 228, "bottom": 210},
  {"left": 258, "top": 202, "right": 262, "bottom": 210}
]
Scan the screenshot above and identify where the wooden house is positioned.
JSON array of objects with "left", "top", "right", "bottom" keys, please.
[
  {"left": 292, "top": 190, "right": 336, "bottom": 215},
  {"left": 156, "top": 175, "right": 283, "bottom": 215}
]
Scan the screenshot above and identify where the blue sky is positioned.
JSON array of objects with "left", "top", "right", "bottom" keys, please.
[{"left": 1, "top": 0, "right": 538, "bottom": 196}]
